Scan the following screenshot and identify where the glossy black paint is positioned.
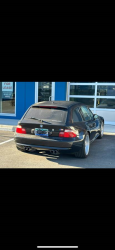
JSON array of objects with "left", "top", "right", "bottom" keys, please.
[{"left": 14, "top": 101, "right": 104, "bottom": 154}]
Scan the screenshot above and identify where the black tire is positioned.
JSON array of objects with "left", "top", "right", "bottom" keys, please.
[
  {"left": 75, "top": 132, "right": 90, "bottom": 158},
  {"left": 98, "top": 122, "right": 104, "bottom": 139}
]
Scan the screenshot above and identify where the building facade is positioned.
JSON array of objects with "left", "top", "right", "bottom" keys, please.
[{"left": 0, "top": 82, "right": 115, "bottom": 125}]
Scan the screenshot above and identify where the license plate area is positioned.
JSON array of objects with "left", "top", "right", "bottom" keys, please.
[{"left": 35, "top": 128, "right": 48, "bottom": 137}]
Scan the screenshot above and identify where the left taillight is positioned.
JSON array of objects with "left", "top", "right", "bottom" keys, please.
[{"left": 16, "top": 125, "right": 26, "bottom": 134}]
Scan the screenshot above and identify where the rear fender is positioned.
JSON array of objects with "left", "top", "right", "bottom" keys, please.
[
  {"left": 87, "top": 131, "right": 91, "bottom": 138},
  {"left": 78, "top": 130, "right": 87, "bottom": 140}
]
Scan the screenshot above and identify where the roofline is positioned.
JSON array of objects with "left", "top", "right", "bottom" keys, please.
[{"left": 32, "top": 101, "right": 83, "bottom": 109}]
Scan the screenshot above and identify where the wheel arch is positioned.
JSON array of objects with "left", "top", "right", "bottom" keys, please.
[{"left": 87, "top": 130, "right": 91, "bottom": 138}]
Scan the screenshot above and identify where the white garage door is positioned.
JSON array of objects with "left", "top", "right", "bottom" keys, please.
[{"left": 67, "top": 82, "right": 115, "bottom": 125}]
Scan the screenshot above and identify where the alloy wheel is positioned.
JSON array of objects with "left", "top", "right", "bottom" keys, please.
[{"left": 85, "top": 134, "right": 90, "bottom": 155}]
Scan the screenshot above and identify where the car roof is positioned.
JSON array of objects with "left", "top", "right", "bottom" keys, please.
[{"left": 32, "top": 101, "right": 84, "bottom": 109}]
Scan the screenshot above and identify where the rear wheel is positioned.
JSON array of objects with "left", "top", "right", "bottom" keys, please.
[
  {"left": 75, "top": 132, "right": 90, "bottom": 158},
  {"left": 98, "top": 122, "right": 104, "bottom": 139}
]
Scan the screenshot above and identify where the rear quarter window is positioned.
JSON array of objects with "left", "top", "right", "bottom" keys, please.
[{"left": 72, "top": 108, "right": 83, "bottom": 122}]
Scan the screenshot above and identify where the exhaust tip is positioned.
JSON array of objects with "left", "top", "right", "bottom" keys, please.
[
  {"left": 54, "top": 150, "right": 60, "bottom": 155},
  {"left": 50, "top": 150, "right": 59, "bottom": 155},
  {"left": 25, "top": 147, "right": 31, "bottom": 151}
]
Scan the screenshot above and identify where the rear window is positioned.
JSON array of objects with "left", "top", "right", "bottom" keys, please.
[{"left": 24, "top": 107, "right": 67, "bottom": 123}]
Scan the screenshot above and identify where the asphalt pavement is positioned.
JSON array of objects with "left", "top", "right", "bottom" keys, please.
[{"left": 0, "top": 130, "right": 115, "bottom": 168}]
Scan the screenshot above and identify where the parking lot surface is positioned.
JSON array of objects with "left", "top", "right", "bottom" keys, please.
[{"left": 0, "top": 130, "right": 115, "bottom": 168}]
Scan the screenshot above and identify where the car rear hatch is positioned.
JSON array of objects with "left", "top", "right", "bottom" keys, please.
[{"left": 15, "top": 106, "right": 76, "bottom": 148}]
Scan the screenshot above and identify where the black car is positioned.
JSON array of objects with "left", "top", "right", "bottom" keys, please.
[{"left": 14, "top": 101, "right": 104, "bottom": 158}]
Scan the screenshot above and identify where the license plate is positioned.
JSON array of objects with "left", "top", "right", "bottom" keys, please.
[{"left": 35, "top": 128, "right": 48, "bottom": 137}]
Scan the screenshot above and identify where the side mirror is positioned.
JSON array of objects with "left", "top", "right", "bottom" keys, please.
[{"left": 93, "top": 114, "right": 98, "bottom": 119}]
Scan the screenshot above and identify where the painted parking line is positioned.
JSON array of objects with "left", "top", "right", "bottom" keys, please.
[{"left": 0, "top": 138, "right": 14, "bottom": 145}]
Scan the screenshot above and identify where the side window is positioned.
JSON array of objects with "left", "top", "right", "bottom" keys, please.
[
  {"left": 87, "top": 107, "right": 94, "bottom": 120},
  {"left": 80, "top": 106, "right": 92, "bottom": 121},
  {"left": 72, "top": 108, "right": 83, "bottom": 122}
]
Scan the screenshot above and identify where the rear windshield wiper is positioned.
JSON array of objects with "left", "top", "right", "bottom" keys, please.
[{"left": 29, "top": 117, "right": 52, "bottom": 124}]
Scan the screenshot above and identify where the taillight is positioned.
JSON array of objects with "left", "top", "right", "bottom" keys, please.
[
  {"left": 59, "top": 129, "right": 77, "bottom": 138},
  {"left": 16, "top": 125, "right": 26, "bottom": 134}
]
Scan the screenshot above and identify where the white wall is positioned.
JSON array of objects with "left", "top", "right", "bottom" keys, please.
[{"left": 95, "top": 110, "right": 115, "bottom": 125}]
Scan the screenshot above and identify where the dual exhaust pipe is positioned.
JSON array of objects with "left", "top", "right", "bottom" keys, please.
[
  {"left": 50, "top": 150, "right": 59, "bottom": 155},
  {"left": 24, "top": 147, "right": 59, "bottom": 155},
  {"left": 25, "top": 147, "right": 31, "bottom": 151}
]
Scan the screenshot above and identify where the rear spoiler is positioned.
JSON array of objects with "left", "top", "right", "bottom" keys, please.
[{"left": 32, "top": 106, "right": 67, "bottom": 110}]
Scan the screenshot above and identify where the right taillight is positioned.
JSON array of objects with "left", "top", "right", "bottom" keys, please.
[
  {"left": 59, "top": 129, "right": 77, "bottom": 138},
  {"left": 16, "top": 125, "right": 26, "bottom": 134}
]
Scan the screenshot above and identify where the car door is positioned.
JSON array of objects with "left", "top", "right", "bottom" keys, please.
[{"left": 80, "top": 106, "right": 97, "bottom": 141}]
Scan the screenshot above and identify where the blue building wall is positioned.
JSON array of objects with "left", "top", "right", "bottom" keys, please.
[
  {"left": 0, "top": 82, "right": 67, "bottom": 120},
  {"left": 16, "top": 82, "right": 26, "bottom": 119},
  {"left": 16, "top": 82, "right": 35, "bottom": 119},
  {"left": 25, "top": 82, "right": 35, "bottom": 111},
  {"left": 55, "top": 82, "right": 67, "bottom": 101}
]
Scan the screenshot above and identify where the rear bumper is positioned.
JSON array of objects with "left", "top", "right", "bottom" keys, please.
[
  {"left": 16, "top": 143, "right": 71, "bottom": 151},
  {"left": 15, "top": 133, "right": 85, "bottom": 154}
]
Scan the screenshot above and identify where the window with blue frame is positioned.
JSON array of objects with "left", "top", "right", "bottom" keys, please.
[
  {"left": 38, "top": 82, "right": 52, "bottom": 102},
  {"left": 0, "top": 82, "right": 15, "bottom": 114}
]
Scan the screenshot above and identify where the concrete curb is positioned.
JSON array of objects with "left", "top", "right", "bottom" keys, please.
[
  {"left": 0, "top": 125, "right": 16, "bottom": 132},
  {"left": 104, "top": 132, "right": 115, "bottom": 135}
]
